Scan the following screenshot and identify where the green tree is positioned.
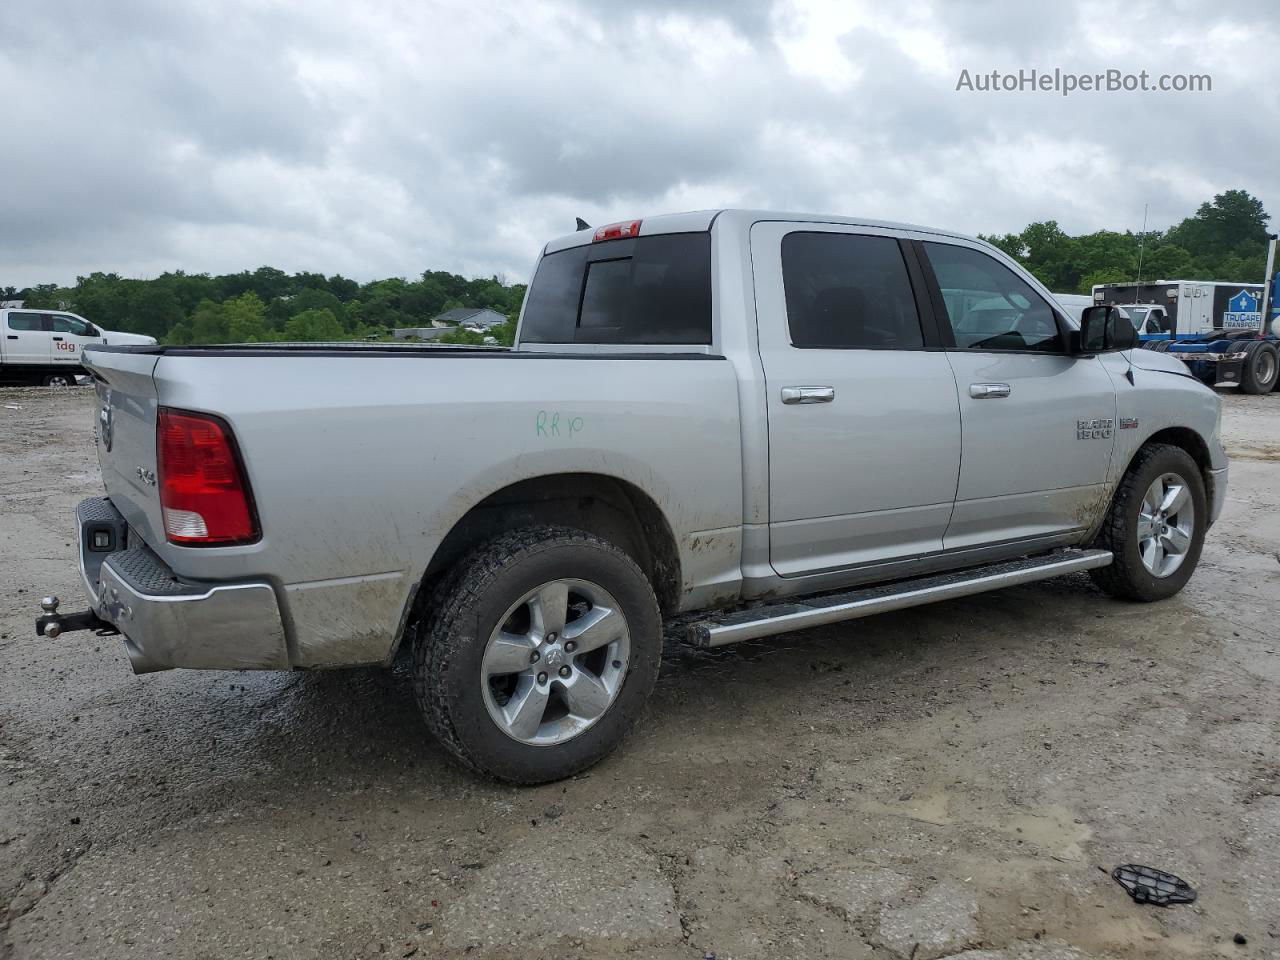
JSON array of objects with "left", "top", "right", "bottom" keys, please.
[
  {"left": 189, "top": 300, "right": 229, "bottom": 343},
  {"left": 289, "top": 288, "right": 347, "bottom": 327},
  {"left": 225, "top": 292, "right": 271, "bottom": 342},
  {"left": 437, "top": 325, "right": 488, "bottom": 345},
  {"left": 1167, "top": 189, "right": 1269, "bottom": 261},
  {"left": 20, "top": 283, "right": 67, "bottom": 309},
  {"left": 1140, "top": 244, "right": 1193, "bottom": 280},
  {"left": 284, "top": 307, "right": 344, "bottom": 341},
  {"left": 979, "top": 232, "right": 1025, "bottom": 259},
  {"left": 128, "top": 284, "right": 184, "bottom": 339},
  {"left": 1079, "top": 268, "right": 1131, "bottom": 293}
]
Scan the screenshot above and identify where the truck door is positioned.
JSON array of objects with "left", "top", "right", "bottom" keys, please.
[
  {"left": 51, "top": 314, "right": 100, "bottom": 363},
  {"left": 751, "top": 222, "right": 962, "bottom": 576},
  {"left": 3, "top": 311, "right": 53, "bottom": 365},
  {"left": 1192, "top": 284, "right": 1215, "bottom": 334},
  {"left": 918, "top": 240, "right": 1117, "bottom": 549}
]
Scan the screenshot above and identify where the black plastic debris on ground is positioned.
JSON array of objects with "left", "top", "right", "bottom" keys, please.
[{"left": 1112, "top": 864, "right": 1197, "bottom": 906}]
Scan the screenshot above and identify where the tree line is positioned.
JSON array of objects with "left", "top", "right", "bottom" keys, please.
[
  {"left": 980, "top": 189, "right": 1274, "bottom": 294},
  {"left": 2, "top": 189, "right": 1272, "bottom": 345},
  {"left": 1, "top": 267, "right": 525, "bottom": 346}
]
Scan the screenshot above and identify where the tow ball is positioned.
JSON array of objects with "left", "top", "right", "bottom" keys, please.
[{"left": 35, "top": 596, "right": 118, "bottom": 639}]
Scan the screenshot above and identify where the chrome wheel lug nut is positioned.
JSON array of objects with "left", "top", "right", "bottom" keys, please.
[
  {"left": 558, "top": 665, "right": 571, "bottom": 678},
  {"left": 546, "top": 632, "right": 557, "bottom": 643},
  {"left": 537, "top": 672, "right": 548, "bottom": 684},
  {"left": 530, "top": 650, "right": 540, "bottom": 663},
  {"left": 564, "top": 640, "right": 576, "bottom": 653}
]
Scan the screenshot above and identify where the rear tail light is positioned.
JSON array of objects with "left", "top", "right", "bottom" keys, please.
[
  {"left": 592, "top": 219, "right": 642, "bottom": 242},
  {"left": 157, "top": 408, "right": 260, "bottom": 545}
]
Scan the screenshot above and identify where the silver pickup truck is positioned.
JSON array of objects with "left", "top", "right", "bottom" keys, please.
[{"left": 39, "top": 210, "right": 1228, "bottom": 783}]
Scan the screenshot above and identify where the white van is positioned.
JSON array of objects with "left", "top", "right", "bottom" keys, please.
[{"left": 0, "top": 308, "right": 157, "bottom": 385}]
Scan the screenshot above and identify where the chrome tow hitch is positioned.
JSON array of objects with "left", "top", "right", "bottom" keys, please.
[{"left": 35, "top": 596, "right": 118, "bottom": 639}]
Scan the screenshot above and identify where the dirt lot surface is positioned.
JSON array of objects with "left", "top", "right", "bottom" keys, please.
[{"left": 2, "top": 385, "right": 1278, "bottom": 960}]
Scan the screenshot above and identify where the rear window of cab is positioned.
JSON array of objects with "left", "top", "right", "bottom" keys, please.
[{"left": 521, "top": 233, "right": 712, "bottom": 345}]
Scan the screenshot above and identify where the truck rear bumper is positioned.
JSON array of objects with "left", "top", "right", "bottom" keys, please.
[{"left": 76, "top": 498, "right": 289, "bottom": 673}]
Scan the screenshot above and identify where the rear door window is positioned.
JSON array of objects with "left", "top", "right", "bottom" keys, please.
[
  {"left": 781, "top": 232, "right": 925, "bottom": 349},
  {"left": 6, "top": 312, "right": 50, "bottom": 332},
  {"left": 522, "top": 233, "right": 712, "bottom": 345}
]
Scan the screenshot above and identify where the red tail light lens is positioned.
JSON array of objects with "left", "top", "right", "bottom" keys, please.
[
  {"left": 592, "top": 219, "right": 642, "bottom": 242},
  {"left": 157, "top": 408, "right": 259, "bottom": 545}
]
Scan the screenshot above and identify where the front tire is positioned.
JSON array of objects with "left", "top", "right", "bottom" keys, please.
[
  {"left": 412, "top": 526, "right": 662, "bottom": 783},
  {"left": 1090, "top": 444, "right": 1207, "bottom": 602},
  {"left": 42, "top": 372, "right": 77, "bottom": 387}
]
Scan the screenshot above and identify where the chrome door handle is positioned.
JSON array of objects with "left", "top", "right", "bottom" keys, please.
[
  {"left": 969, "top": 382, "right": 1011, "bottom": 399},
  {"left": 781, "top": 386, "right": 835, "bottom": 405}
]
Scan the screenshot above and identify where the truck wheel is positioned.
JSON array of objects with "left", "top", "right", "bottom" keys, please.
[
  {"left": 42, "top": 373, "right": 77, "bottom": 387},
  {"left": 1090, "top": 444, "right": 1207, "bottom": 602},
  {"left": 412, "top": 526, "right": 662, "bottom": 783},
  {"left": 1240, "top": 343, "right": 1278, "bottom": 394}
]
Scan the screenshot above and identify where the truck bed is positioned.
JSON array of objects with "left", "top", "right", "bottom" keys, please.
[{"left": 82, "top": 343, "right": 745, "bottom": 669}]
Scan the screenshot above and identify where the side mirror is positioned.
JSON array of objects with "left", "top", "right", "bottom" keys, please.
[{"left": 1076, "top": 305, "right": 1137, "bottom": 354}]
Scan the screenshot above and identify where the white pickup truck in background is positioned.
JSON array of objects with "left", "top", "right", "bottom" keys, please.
[
  {"left": 38, "top": 209, "right": 1228, "bottom": 784},
  {"left": 0, "top": 307, "right": 156, "bottom": 385}
]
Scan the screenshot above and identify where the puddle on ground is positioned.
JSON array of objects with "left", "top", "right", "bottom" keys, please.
[
  {"left": 862, "top": 789, "right": 1090, "bottom": 859},
  {"left": 863, "top": 789, "right": 952, "bottom": 826},
  {"left": 1001, "top": 805, "right": 1092, "bottom": 861}
]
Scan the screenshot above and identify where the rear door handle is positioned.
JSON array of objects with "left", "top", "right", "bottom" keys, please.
[
  {"left": 51, "top": 336, "right": 63, "bottom": 342},
  {"left": 969, "top": 382, "right": 1011, "bottom": 399},
  {"left": 5, "top": 335, "right": 16, "bottom": 340},
  {"left": 781, "top": 386, "right": 835, "bottom": 405}
]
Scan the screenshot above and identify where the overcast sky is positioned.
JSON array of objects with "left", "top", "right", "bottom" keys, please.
[{"left": 3, "top": 0, "right": 1277, "bottom": 288}]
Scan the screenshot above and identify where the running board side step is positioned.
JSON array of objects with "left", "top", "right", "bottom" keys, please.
[{"left": 687, "top": 548, "right": 1113, "bottom": 647}]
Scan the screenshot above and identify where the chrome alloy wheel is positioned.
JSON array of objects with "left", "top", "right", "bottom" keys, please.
[
  {"left": 480, "top": 578, "right": 630, "bottom": 746},
  {"left": 1137, "top": 472, "right": 1195, "bottom": 578},
  {"left": 1255, "top": 348, "right": 1277, "bottom": 388}
]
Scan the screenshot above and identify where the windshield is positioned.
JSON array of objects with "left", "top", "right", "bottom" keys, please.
[{"left": 1125, "top": 307, "right": 1149, "bottom": 324}]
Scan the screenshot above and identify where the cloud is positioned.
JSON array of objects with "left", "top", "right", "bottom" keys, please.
[{"left": 0, "top": 0, "right": 1276, "bottom": 288}]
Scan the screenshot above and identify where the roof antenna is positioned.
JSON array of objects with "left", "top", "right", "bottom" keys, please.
[
  {"left": 1133, "top": 202, "right": 1148, "bottom": 305},
  {"left": 1119, "top": 202, "right": 1148, "bottom": 385},
  {"left": 575, "top": 217, "right": 591, "bottom": 231}
]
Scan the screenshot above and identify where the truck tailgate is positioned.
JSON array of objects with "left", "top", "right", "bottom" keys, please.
[{"left": 83, "top": 347, "right": 168, "bottom": 550}]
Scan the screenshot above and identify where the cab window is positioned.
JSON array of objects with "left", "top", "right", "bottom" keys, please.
[
  {"left": 781, "top": 232, "right": 925, "bottom": 349},
  {"left": 522, "top": 233, "right": 712, "bottom": 345},
  {"left": 6, "top": 312, "right": 50, "bottom": 332},
  {"left": 53, "top": 315, "right": 94, "bottom": 336},
  {"left": 923, "top": 243, "right": 1063, "bottom": 353}
]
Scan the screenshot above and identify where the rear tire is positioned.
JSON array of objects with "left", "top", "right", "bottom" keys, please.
[
  {"left": 1240, "top": 343, "right": 1278, "bottom": 394},
  {"left": 1090, "top": 444, "right": 1207, "bottom": 602},
  {"left": 42, "top": 373, "right": 77, "bottom": 387},
  {"left": 412, "top": 526, "right": 662, "bottom": 783}
]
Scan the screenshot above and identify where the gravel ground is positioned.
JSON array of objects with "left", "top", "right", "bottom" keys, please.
[{"left": 1, "top": 384, "right": 1278, "bottom": 960}]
